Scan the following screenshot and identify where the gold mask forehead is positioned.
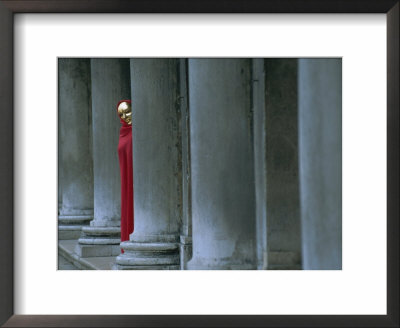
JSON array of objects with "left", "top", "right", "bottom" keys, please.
[{"left": 118, "top": 101, "right": 131, "bottom": 114}]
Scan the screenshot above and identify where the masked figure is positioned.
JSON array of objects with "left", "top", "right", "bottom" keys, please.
[{"left": 117, "top": 100, "right": 133, "bottom": 253}]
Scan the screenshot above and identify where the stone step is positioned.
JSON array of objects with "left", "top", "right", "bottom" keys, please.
[
  {"left": 58, "top": 225, "right": 83, "bottom": 240},
  {"left": 79, "top": 237, "right": 121, "bottom": 245},
  {"left": 116, "top": 254, "right": 179, "bottom": 266},
  {"left": 58, "top": 253, "right": 79, "bottom": 270},
  {"left": 113, "top": 264, "right": 180, "bottom": 270},
  {"left": 75, "top": 244, "right": 121, "bottom": 257},
  {"left": 58, "top": 239, "right": 116, "bottom": 270}
]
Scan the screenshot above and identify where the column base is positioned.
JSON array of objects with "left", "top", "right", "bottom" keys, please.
[
  {"left": 267, "top": 251, "right": 301, "bottom": 270},
  {"left": 179, "top": 235, "right": 192, "bottom": 270},
  {"left": 58, "top": 215, "right": 93, "bottom": 240},
  {"left": 115, "top": 240, "right": 180, "bottom": 270},
  {"left": 77, "top": 226, "right": 121, "bottom": 257},
  {"left": 187, "top": 256, "right": 256, "bottom": 270},
  {"left": 90, "top": 219, "right": 120, "bottom": 227}
]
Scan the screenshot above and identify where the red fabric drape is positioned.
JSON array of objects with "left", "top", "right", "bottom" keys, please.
[{"left": 117, "top": 100, "right": 134, "bottom": 253}]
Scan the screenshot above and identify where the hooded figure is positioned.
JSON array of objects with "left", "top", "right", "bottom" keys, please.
[{"left": 117, "top": 100, "right": 134, "bottom": 253}]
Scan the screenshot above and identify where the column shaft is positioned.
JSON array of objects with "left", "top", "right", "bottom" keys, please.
[
  {"left": 298, "top": 59, "right": 342, "bottom": 269},
  {"left": 264, "top": 59, "right": 301, "bottom": 269},
  {"left": 58, "top": 58, "right": 93, "bottom": 240},
  {"left": 116, "top": 59, "right": 181, "bottom": 269},
  {"left": 76, "top": 58, "right": 131, "bottom": 257},
  {"left": 252, "top": 59, "right": 268, "bottom": 269},
  {"left": 179, "top": 59, "right": 192, "bottom": 269},
  {"left": 187, "top": 58, "right": 256, "bottom": 269}
]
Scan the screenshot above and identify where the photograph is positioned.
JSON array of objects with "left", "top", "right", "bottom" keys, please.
[{"left": 57, "top": 58, "right": 342, "bottom": 270}]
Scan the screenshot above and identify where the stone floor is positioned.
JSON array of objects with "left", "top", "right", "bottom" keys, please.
[
  {"left": 58, "top": 239, "right": 117, "bottom": 270},
  {"left": 58, "top": 253, "right": 79, "bottom": 270}
]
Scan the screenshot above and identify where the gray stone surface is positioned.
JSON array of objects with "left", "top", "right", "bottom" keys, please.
[
  {"left": 59, "top": 240, "right": 116, "bottom": 269},
  {"left": 90, "top": 58, "right": 130, "bottom": 228},
  {"left": 179, "top": 58, "right": 193, "bottom": 269},
  {"left": 77, "top": 58, "right": 130, "bottom": 256},
  {"left": 298, "top": 58, "right": 342, "bottom": 270},
  {"left": 58, "top": 215, "right": 92, "bottom": 240},
  {"left": 58, "top": 253, "right": 79, "bottom": 270},
  {"left": 76, "top": 244, "right": 121, "bottom": 257},
  {"left": 58, "top": 58, "right": 94, "bottom": 217},
  {"left": 120, "top": 241, "right": 178, "bottom": 251},
  {"left": 129, "top": 58, "right": 181, "bottom": 239},
  {"left": 58, "top": 58, "right": 93, "bottom": 241},
  {"left": 180, "top": 235, "right": 192, "bottom": 270},
  {"left": 264, "top": 59, "right": 302, "bottom": 269},
  {"left": 114, "top": 264, "right": 180, "bottom": 270},
  {"left": 59, "top": 239, "right": 95, "bottom": 269},
  {"left": 58, "top": 226, "right": 83, "bottom": 240},
  {"left": 78, "top": 238, "right": 121, "bottom": 245},
  {"left": 267, "top": 251, "right": 302, "bottom": 270},
  {"left": 116, "top": 254, "right": 179, "bottom": 266},
  {"left": 116, "top": 59, "right": 181, "bottom": 269},
  {"left": 187, "top": 58, "right": 256, "bottom": 270},
  {"left": 58, "top": 215, "right": 92, "bottom": 225},
  {"left": 252, "top": 59, "right": 268, "bottom": 269},
  {"left": 81, "top": 226, "right": 120, "bottom": 236}
]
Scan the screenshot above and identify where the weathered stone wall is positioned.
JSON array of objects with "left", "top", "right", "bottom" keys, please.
[{"left": 298, "top": 58, "right": 342, "bottom": 270}]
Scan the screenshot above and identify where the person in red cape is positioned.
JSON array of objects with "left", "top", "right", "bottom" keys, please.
[{"left": 117, "top": 100, "right": 134, "bottom": 253}]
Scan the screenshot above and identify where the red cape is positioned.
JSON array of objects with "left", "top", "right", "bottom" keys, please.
[{"left": 117, "top": 100, "right": 134, "bottom": 252}]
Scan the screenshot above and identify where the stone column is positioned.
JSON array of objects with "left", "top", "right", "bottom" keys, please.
[
  {"left": 178, "top": 59, "right": 193, "bottom": 269},
  {"left": 298, "top": 58, "right": 342, "bottom": 269},
  {"left": 58, "top": 58, "right": 93, "bottom": 240},
  {"left": 252, "top": 59, "right": 268, "bottom": 269},
  {"left": 76, "top": 58, "right": 131, "bottom": 257},
  {"left": 264, "top": 59, "right": 302, "bottom": 269},
  {"left": 186, "top": 58, "right": 256, "bottom": 270},
  {"left": 116, "top": 59, "right": 181, "bottom": 269}
]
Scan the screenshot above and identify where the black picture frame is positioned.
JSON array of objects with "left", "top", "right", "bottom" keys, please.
[{"left": 0, "top": 1, "right": 398, "bottom": 327}]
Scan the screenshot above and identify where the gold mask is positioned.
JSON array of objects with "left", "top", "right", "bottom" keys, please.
[{"left": 117, "top": 101, "right": 132, "bottom": 125}]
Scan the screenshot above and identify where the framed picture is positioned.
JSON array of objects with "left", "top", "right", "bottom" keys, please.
[{"left": 0, "top": 1, "right": 398, "bottom": 327}]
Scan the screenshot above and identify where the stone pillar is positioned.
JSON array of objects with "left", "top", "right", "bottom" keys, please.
[
  {"left": 264, "top": 59, "right": 302, "bottom": 269},
  {"left": 58, "top": 58, "right": 93, "bottom": 240},
  {"left": 298, "top": 58, "right": 342, "bottom": 269},
  {"left": 187, "top": 58, "right": 256, "bottom": 270},
  {"left": 178, "top": 59, "right": 193, "bottom": 269},
  {"left": 252, "top": 59, "right": 268, "bottom": 269},
  {"left": 76, "top": 58, "right": 131, "bottom": 257},
  {"left": 116, "top": 59, "right": 181, "bottom": 269}
]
